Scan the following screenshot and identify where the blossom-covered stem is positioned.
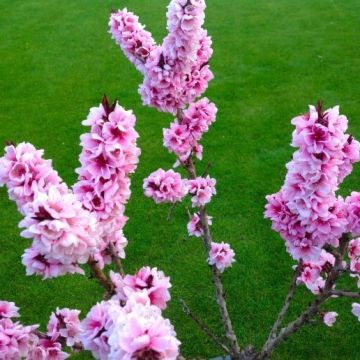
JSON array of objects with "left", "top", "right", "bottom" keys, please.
[
  {"left": 87, "top": 257, "right": 113, "bottom": 293},
  {"left": 180, "top": 299, "right": 230, "bottom": 354},
  {"left": 183, "top": 158, "right": 241, "bottom": 358},
  {"left": 259, "top": 234, "right": 350, "bottom": 359},
  {"left": 109, "top": 243, "right": 125, "bottom": 276},
  {"left": 262, "top": 262, "right": 303, "bottom": 352}
]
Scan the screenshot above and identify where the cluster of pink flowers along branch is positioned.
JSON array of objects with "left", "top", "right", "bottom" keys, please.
[{"left": 1, "top": 0, "right": 360, "bottom": 359}]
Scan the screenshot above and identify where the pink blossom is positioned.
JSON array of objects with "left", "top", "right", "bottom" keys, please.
[
  {"left": 187, "top": 176, "right": 216, "bottom": 207},
  {"left": 143, "top": 169, "right": 187, "bottom": 204},
  {"left": 80, "top": 301, "right": 118, "bottom": 360},
  {"left": 323, "top": 312, "right": 338, "bottom": 327},
  {"left": 163, "top": 98, "right": 217, "bottom": 161},
  {"left": 187, "top": 213, "right": 212, "bottom": 237},
  {"left": 265, "top": 104, "right": 360, "bottom": 262},
  {"left": 27, "top": 338, "right": 69, "bottom": 360},
  {"left": 108, "top": 295, "right": 180, "bottom": 360},
  {"left": 351, "top": 303, "right": 360, "bottom": 321},
  {"left": 208, "top": 242, "right": 235, "bottom": 272},
  {"left": 110, "top": 267, "right": 172, "bottom": 310},
  {"left": 0, "top": 317, "right": 38, "bottom": 359},
  {"left": 349, "top": 238, "right": 360, "bottom": 259},
  {"left": 109, "top": 8, "right": 157, "bottom": 73},
  {"left": 0, "top": 302, "right": 19, "bottom": 319},
  {"left": 47, "top": 308, "right": 82, "bottom": 347},
  {"left": 110, "top": 0, "right": 213, "bottom": 114},
  {"left": 19, "top": 186, "right": 98, "bottom": 267},
  {"left": 21, "top": 246, "right": 84, "bottom": 279},
  {"left": 74, "top": 97, "right": 140, "bottom": 268},
  {"left": 297, "top": 250, "right": 335, "bottom": 294},
  {"left": 0, "top": 142, "right": 63, "bottom": 213}
]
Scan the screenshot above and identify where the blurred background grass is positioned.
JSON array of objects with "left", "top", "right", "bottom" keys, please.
[{"left": 1, "top": 0, "right": 360, "bottom": 358}]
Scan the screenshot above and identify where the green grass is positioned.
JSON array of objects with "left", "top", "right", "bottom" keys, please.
[{"left": 1, "top": 0, "right": 360, "bottom": 358}]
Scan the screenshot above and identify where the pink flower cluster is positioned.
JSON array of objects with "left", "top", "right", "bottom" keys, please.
[
  {"left": 19, "top": 186, "right": 98, "bottom": 273},
  {"left": 47, "top": 308, "right": 82, "bottom": 347},
  {"left": 265, "top": 105, "right": 360, "bottom": 261},
  {"left": 0, "top": 300, "right": 69, "bottom": 360},
  {"left": 74, "top": 96, "right": 140, "bottom": 268},
  {"left": 348, "top": 238, "right": 360, "bottom": 286},
  {"left": 109, "top": 8, "right": 157, "bottom": 73},
  {"left": 163, "top": 98, "right": 217, "bottom": 161},
  {"left": 0, "top": 142, "right": 62, "bottom": 214},
  {"left": 110, "top": 0, "right": 213, "bottom": 114},
  {"left": 110, "top": 267, "right": 172, "bottom": 310},
  {"left": 187, "top": 175, "right": 216, "bottom": 207},
  {"left": 28, "top": 339, "right": 69, "bottom": 360},
  {"left": 81, "top": 293, "right": 180, "bottom": 360},
  {"left": 208, "top": 242, "right": 235, "bottom": 272},
  {"left": 0, "top": 143, "right": 99, "bottom": 279},
  {"left": 187, "top": 212, "right": 212, "bottom": 237},
  {"left": 143, "top": 169, "right": 187, "bottom": 204},
  {"left": 296, "top": 250, "right": 335, "bottom": 294}
]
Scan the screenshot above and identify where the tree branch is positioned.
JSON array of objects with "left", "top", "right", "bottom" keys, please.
[
  {"left": 87, "top": 257, "right": 113, "bottom": 294},
  {"left": 262, "top": 262, "right": 302, "bottom": 352},
  {"left": 180, "top": 299, "right": 230, "bottom": 355},
  {"left": 330, "top": 290, "right": 360, "bottom": 298},
  {"left": 182, "top": 155, "right": 241, "bottom": 358},
  {"left": 108, "top": 243, "right": 125, "bottom": 276},
  {"left": 259, "top": 234, "right": 350, "bottom": 359}
]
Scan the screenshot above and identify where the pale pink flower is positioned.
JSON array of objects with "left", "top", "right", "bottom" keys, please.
[
  {"left": 143, "top": 169, "right": 187, "bottom": 204},
  {"left": 111, "top": 267, "right": 171, "bottom": 310},
  {"left": 323, "top": 312, "right": 338, "bottom": 327},
  {"left": 208, "top": 242, "right": 235, "bottom": 272},
  {"left": 0, "top": 301, "right": 19, "bottom": 319},
  {"left": 0, "top": 317, "right": 38, "bottom": 359},
  {"left": 187, "top": 213, "right": 212, "bottom": 237},
  {"left": 47, "top": 308, "right": 82, "bottom": 347},
  {"left": 21, "top": 247, "right": 84, "bottom": 279},
  {"left": 27, "top": 338, "right": 69, "bottom": 360},
  {"left": 351, "top": 303, "right": 360, "bottom": 321},
  {"left": 187, "top": 176, "right": 216, "bottom": 207},
  {"left": 108, "top": 296, "right": 180, "bottom": 360}
]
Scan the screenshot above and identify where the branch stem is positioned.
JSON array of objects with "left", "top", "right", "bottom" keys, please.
[
  {"left": 87, "top": 257, "right": 113, "bottom": 293},
  {"left": 180, "top": 299, "right": 230, "bottom": 354}
]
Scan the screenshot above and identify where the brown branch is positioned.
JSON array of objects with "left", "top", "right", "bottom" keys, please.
[
  {"left": 108, "top": 243, "right": 125, "bottom": 276},
  {"left": 330, "top": 290, "right": 360, "bottom": 298},
  {"left": 180, "top": 299, "right": 230, "bottom": 354},
  {"left": 182, "top": 156, "right": 241, "bottom": 358},
  {"left": 259, "top": 234, "right": 350, "bottom": 359},
  {"left": 262, "top": 262, "right": 302, "bottom": 352},
  {"left": 87, "top": 257, "right": 113, "bottom": 293}
]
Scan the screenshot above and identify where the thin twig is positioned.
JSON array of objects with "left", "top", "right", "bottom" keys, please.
[
  {"left": 182, "top": 156, "right": 241, "bottom": 358},
  {"left": 201, "top": 162, "right": 213, "bottom": 177},
  {"left": 259, "top": 234, "right": 350, "bottom": 359},
  {"left": 330, "top": 290, "right": 360, "bottom": 298},
  {"left": 262, "top": 261, "right": 302, "bottom": 351},
  {"left": 167, "top": 202, "right": 177, "bottom": 221},
  {"left": 108, "top": 243, "right": 125, "bottom": 276},
  {"left": 180, "top": 299, "right": 230, "bottom": 354},
  {"left": 87, "top": 257, "right": 113, "bottom": 294}
]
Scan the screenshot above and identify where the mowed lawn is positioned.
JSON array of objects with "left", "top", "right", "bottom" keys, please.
[{"left": 1, "top": 0, "right": 360, "bottom": 358}]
